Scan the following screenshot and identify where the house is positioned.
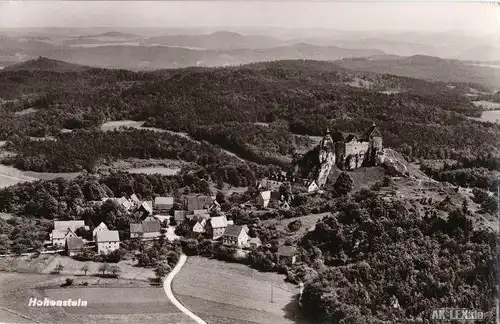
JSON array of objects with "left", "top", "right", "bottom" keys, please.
[
  {"left": 154, "top": 196, "right": 174, "bottom": 212},
  {"left": 256, "top": 191, "right": 271, "bottom": 208},
  {"left": 192, "top": 218, "right": 208, "bottom": 234},
  {"left": 208, "top": 200, "right": 221, "bottom": 214},
  {"left": 207, "top": 216, "right": 228, "bottom": 239},
  {"left": 103, "top": 197, "right": 135, "bottom": 211},
  {"left": 51, "top": 220, "right": 86, "bottom": 247},
  {"left": 280, "top": 201, "right": 291, "bottom": 211},
  {"left": 276, "top": 246, "right": 298, "bottom": 265},
  {"left": 130, "top": 194, "right": 140, "bottom": 206},
  {"left": 307, "top": 181, "right": 319, "bottom": 193},
  {"left": 92, "top": 222, "right": 108, "bottom": 239},
  {"left": 247, "top": 237, "right": 262, "bottom": 248},
  {"left": 185, "top": 195, "right": 213, "bottom": 212},
  {"left": 95, "top": 230, "right": 120, "bottom": 254},
  {"left": 51, "top": 228, "right": 78, "bottom": 247},
  {"left": 65, "top": 237, "right": 84, "bottom": 256},
  {"left": 174, "top": 210, "right": 188, "bottom": 223},
  {"left": 130, "top": 216, "right": 161, "bottom": 239},
  {"left": 138, "top": 201, "right": 153, "bottom": 215},
  {"left": 222, "top": 225, "right": 249, "bottom": 247}
]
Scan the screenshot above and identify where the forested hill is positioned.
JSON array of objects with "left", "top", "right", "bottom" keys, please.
[{"left": 0, "top": 59, "right": 498, "bottom": 171}]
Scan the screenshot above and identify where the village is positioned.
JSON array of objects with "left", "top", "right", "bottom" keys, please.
[{"left": 41, "top": 124, "right": 386, "bottom": 269}]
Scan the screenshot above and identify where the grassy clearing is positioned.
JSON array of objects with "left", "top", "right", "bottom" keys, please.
[
  {"left": 100, "top": 120, "right": 145, "bottom": 131},
  {"left": 173, "top": 256, "right": 308, "bottom": 324},
  {"left": 0, "top": 273, "right": 195, "bottom": 324},
  {"left": 41, "top": 255, "right": 156, "bottom": 281},
  {"left": 0, "top": 254, "right": 56, "bottom": 273},
  {"left": 127, "top": 167, "right": 181, "bottom": 176},
  {"left": 264, "top": 212, "right": 330, "bottom": 243}
]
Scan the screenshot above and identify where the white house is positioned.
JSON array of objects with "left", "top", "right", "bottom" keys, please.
[
  {"left": 92, "top": 222, "right": 108, "bottom": 239},
  {"left": 95, "top": 230, "right": 120, "bottom": 254},
  {"left": 51, "top": 228, "right": 77, "bottom": 247},
  {"left": 307, "top": 181, "right": 319, "bottom": 193},
  {"left": 208, "top": 216, "right": 228, "bottom": 239},
  {"left": 256, "top": 191, "right": 271, "bottom": 208},
  {"left": 192, "top": 218, "right": 208, "bottom": 234},
  {"left": 51, "top": 220, "right": 86, "bottom": 247},
  {"left": 222, "top": 225, "right": 249, "bottom": 247}
]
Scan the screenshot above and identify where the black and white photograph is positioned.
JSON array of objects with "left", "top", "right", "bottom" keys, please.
[{"left": 0, "top": 1, "right": 498, "bottom": 323}]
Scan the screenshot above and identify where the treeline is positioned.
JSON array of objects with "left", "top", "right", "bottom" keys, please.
[
  {"left": 3, "top": 129, "right": 271, "bottom": 187},
  {"left": 298, "top": 190, "right": 496, "bottom": 323}
]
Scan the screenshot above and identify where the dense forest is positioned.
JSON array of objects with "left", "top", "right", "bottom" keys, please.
[
  {"left": 1, "top": 60, "right": 498, "bottom": 170},
  {"left": 299, "top": 190, "right": 496, "bottom": 323},
  {"left": 3, "top": 129, "right": 272, "bottom": 187}
]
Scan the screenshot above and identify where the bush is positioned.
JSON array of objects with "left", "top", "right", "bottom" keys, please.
[{"left": 287, "top": 220, "right": 303, "bottom": 232}]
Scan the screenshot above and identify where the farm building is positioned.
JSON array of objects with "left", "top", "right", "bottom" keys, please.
[
  {"left": 138, "top": 201, "right": 153, "bottom": 215},
  {"left": 51, "top": 220, "right": 87, "bottom": 247},
  {"left": 130, "top": 216, "right": 161, "bottom": 239},
  {"left": 222, "top": 225, "right": 249, "bottom": 247},
  {"left": 154, "top": 196, "right": 174, "bottom": 212},
  {"left": 92, "top": 222, "right": 109, "bottom": 239},
  {"left": 51, "top": 228, "right": 78, "bottom": 247},
  {"left": 207, "top": 216, "right": 229, "bottom": 239},
  {"left": 95, "top": 230, "right": 120, "bottom": 254},
  {"left": 192, "top": 218, "right": 208, "bottom": 234},
  {"left": 185, "top": 195, "right": 213, "bottom": 212},
  {"left": 65, "top": 237, "right": 84, "bottom": 256},
  {"left": 276, "top": 246, "right": 298, "bottom": 265}
]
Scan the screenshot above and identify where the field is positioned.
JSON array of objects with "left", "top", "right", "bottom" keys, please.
[
  {"left": 472, "top": 100, "right": 500, "bottom": 110},
  {"left": 0, "top": 164, "right": 80, "bottom": 188},
  {"left": 172, "top": 256, "right": 310, "bottom": 324},
  {"left": 41, "top": 255, "right": 156, "bottom": 281},
  {"left": 0, "top": 272, "right": 195, "bottom": 324},
  {"left": 127, "top": 167, "right": 181, "bottom": 176}
]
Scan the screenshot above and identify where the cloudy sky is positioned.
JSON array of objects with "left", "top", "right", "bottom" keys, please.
[{"left": 0, "top": 1, "right": 498, "bottom": 36}]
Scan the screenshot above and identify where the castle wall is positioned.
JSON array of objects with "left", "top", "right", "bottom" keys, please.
[{"left": 340, "top": 141, "right": 370, "bottom": 170}]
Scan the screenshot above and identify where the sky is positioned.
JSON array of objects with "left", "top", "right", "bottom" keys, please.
[{"left": 0, "top": 1, "right": 499, "bottom": 36}]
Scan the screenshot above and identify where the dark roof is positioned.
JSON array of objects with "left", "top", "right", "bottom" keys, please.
[
  {"left": 223, "top": 225, "right": 244, "bottom": 237},
  {"left": 186, "top": 195, "right": 213, "bottom": 211},
  {"left": 277, "top": 245, "right": 297, "bottom": 256},
  {"left": 345, "top": 134, "right": 357, "bottom": 142},
  {"left": 130, "top": 223, "right": 143, "bottom": 233},
  {"left": 142, "top": 219, "right": 161, "bottom": 233},
  {"left": 66, "top": 237, "right": 84, "bottom": 250},
  {"left": 363, "top": 124, "right": 381, "bottom": 139}
]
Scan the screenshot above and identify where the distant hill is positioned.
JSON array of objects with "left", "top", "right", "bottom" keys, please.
[
  {"left": 27, "top": 43, "right": 384, "bottom": 70},
  {"left": 144, "top": 31, "right": 285, "bottom": 50},
  {"left": 2, "top": 57, "right": 91, "bottom": 72},
  {"left": 334, "top": 55, "right": 500, "bottom": 90}
]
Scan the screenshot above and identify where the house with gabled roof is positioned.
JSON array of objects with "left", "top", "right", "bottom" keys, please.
[
  {"left": 92, "top": 222, "right": 108, "bottom": 239},
  {"left": 256, "top": 190, "right": 272, "bottom": 208},
  {"left": 185, "top": 195, "right": 213, "bottom": 212},
  {"left": 51, "top": 228, "right": 78, "bottom": 247},
  {"left": 95, "top": 230, "right": 120, "bottom": 254},
  {"left": 192, "top": 218, "right": 208, "bottom": 234},
  {"left": 222, "top": 225, "right": 249, "bottom": 247},
  {"left": 130, "top": 194, "right": 140, "bottom": 206},
  {"left": 138, "top": 200, "right": 153, "bottom": 216},
  {"left": 276, "top": 246, "right": 298, "bottom": 265},
  {"left": 207, "top": 215, "right": 228, "bottom": 239},
  {"left": 130, "top": 216, "right": 161, "bottom": 239}
]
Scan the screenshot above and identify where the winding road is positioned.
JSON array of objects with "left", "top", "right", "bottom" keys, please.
[{"left": 163, "top": 254, "right": 207, "bottom": 324}]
